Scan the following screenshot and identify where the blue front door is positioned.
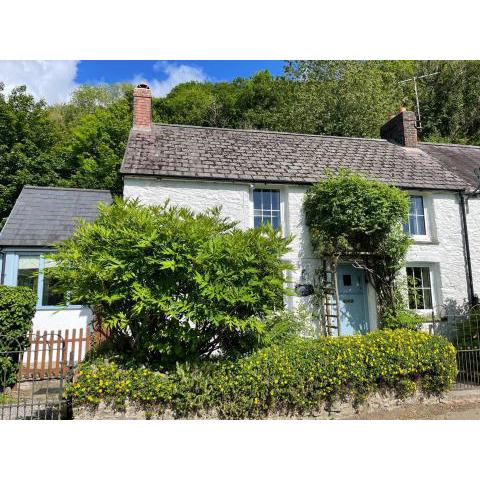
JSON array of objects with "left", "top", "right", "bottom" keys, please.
[{"left": 337, "top": 264, "right": 369, "bottom": 335}]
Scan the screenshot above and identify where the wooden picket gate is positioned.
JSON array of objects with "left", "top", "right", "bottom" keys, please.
[{"left": 21, "top": 327, "right": 92, "bottom": 379}]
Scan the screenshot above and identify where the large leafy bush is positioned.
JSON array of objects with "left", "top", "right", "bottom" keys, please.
[
  {"left": 0, "top": 285, "right": 37, "bottom": 387},
  {"left": 67, "top": 330, "right": 457, "bottom": 419},
  {"left": 49, "top": 199, "right": 292, "bottom": 368}
]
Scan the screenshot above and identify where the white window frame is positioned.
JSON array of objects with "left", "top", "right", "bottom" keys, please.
[
  {"left": 250, "top": 186, "right": 285, "bottom": 234},
  {"left": 404, "top": 194, "right": 431, "bottom": 242},
  {"left": 405, "top": 264, "right": 436, "bottom": 314}
]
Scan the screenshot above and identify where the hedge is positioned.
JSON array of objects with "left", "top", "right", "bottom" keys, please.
[
  {"left": 0, "top": 285, "right": 37, "bottom": 388},
  {"left": 66, "top": 329, "right": 457, "bottom": 419}
]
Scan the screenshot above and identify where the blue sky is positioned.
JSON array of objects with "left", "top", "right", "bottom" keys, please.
[
  {"left": 76, "top": 60, "right": 285, "bottom": 84},
  {"left": 0, "top": 60, "right": 285, "bottom": 104}
]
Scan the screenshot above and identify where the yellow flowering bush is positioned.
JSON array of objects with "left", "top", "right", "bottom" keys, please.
[{"left": 66, "top": 329, "right": 457, "bottom": 419}]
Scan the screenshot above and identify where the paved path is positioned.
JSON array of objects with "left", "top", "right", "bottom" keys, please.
[{"left": 346, "top": 399, "right": 480, "bottom": 420}]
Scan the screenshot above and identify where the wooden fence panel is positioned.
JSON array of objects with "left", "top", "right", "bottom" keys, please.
[{"left": 20, "top": 328, "right": 92, "bottom": 379}]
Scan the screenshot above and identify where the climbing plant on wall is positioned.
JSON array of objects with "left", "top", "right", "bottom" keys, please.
[{"left": 303, "top": 170, "right": 411, "bottom": 321}]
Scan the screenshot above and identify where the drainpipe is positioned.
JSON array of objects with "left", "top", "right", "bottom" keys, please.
[{"left": 459, "top": 191, "right": 475, "bottom": 306}]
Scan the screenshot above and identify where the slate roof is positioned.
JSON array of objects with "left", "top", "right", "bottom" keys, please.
[
  {"left": 419, "top": 142, "right": 480, "bottom": 190},
  {"left": 0, "top": 186, "right": 112, "bottom": 247},
  {"left": 121, "top": 123, "right": 468, "bottom": 191}
]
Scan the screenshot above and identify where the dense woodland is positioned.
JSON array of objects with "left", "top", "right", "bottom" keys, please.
[{"left": 2, "top": 60, "right": 480, "bottom": 224}]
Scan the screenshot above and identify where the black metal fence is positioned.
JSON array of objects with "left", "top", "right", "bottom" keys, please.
[
  {"left": 430, "top": 305, "right": 480, "bottom": 390},
  {"left": 0, "top": 333, "right": 72, "bottom": 420}
]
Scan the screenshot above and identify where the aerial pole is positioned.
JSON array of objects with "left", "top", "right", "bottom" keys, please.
[{"left": 398, "top": 72, "right": 439, "bottom": 130}]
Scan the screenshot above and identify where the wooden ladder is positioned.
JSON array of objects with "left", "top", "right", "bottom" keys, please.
[{"left": 321, "top": 259, "right": 341, "bottom": 336}]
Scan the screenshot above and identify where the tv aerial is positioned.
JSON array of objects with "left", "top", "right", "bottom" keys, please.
[{"left": 398, "top": 72, "right": 439, "bottom": 130}]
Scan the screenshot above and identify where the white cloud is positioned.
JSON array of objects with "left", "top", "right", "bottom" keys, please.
[
  {"left": 133, "top": 61, "right": 208, "bottom": 97},
  {"left": 0, "top": 60, "right": 79, "bottom": 104}
]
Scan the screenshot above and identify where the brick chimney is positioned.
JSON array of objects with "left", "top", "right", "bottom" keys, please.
[
  {"left": 380, "top": 107, "right": 418, "bottom": 148},
  {"left": 133, "top": 83, "right": 152, "bottom": 130}
]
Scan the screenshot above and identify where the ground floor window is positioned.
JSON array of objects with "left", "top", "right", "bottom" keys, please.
[
  {"left": 406, "top": 266, "right": 433, "bottom": 310},
  {"left": 15, "top": 253, "right": 64, "bottom": 308}
]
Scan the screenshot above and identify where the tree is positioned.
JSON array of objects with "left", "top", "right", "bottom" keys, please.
[
  {"left": 0, "top": 83, "right": 66, "bottom": 224},
  {"left": 48, "top": 199, "right": 293, "bottom": 368},
  {"left": 304, "top": 170, "right": 411, "bottom": 318}
]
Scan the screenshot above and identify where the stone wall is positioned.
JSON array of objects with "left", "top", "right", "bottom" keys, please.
[{"left": 73, "top": 389, "right": 480, "bottom": 420}]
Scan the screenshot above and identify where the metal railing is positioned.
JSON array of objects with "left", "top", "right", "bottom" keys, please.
[
  {"left": 430, "top": 304, "right": 480, "bottom": 390},
  {"left": 0, "top": 333, "right": 72, "bottom": 420}
]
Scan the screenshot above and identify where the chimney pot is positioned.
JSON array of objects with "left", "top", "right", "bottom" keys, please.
[
  {"left": 380, "top": 109, "right": 418, "bottom": 148},
  {"left": 133, "top": 83, "right": 152, "bottom": 130}
]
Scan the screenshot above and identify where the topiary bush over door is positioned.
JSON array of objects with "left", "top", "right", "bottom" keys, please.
[{"left": 304, "top": 170, "right": 411, "bottom": 324}]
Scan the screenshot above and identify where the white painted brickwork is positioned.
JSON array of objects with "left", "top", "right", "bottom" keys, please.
[{"left": 124, "top": 176, "right": 473, "bottom": 317}]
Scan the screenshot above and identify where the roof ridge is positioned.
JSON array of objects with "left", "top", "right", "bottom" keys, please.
[
  {"left": 23, "top": 185, "right": 112, "bottom": 193},
  {"left": 420, "top": 141, "right": 480, "bottom": 150},
  {"left": 151, "top": 122, "right": 389, "bottom": 143}
]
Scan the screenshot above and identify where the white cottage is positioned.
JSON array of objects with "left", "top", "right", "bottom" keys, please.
[
  {"left": 121, "top": 84, "right": 480, "bottom": 334},
  {"left": 2, "top": 83, "right": 480, "bottom": 339}
]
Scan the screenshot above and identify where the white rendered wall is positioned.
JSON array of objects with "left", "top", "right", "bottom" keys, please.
[
  {"left": 124, "top": 176, "right": 471, "bottom": 320},
  {"left": 405, "top": 191, "right": 469, "bottom": 313},
  {"left": 466, "top": 196, "right": 480, "bottom": 298}
]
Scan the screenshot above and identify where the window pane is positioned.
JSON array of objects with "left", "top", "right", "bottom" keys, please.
[
  {"left": 253, "top": 190, "right": 262, "bottom": 210},
  {"left": 271, "top": 190, "right": 280, "bottom": 211},
  {"left": 409, "top": 216, "right": 417, "bottom": 235},
  {"left": 416, "top": 215, "right": 426, "bottom": 235},
  {"left": 420, "top": 267, "right": 431, "bottom": 288},
  {"left": 423, "top": 289, "right": 433, "bottom": 310},
  {"left": 42, "top": 274, "right": 63, "bottom": 306},
  {"left": 17, "top": 255, "right": 39, "bottom": 292}
]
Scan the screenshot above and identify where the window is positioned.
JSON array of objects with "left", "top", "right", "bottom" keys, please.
[
  {"left": 406, "top": 266, "right": 433, "bottom": 310},
  {"left": 16, "top": 254, "right": 64, "bottom": 307},
  {"left": 403, "top": 195, "right": 426, "bottom": 236},
  {"left": 253, "top": 189, "right": 281, "bottom": 228}
]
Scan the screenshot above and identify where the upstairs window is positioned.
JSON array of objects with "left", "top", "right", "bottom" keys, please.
[
  {"left": 253, "top": 189, "right": 281, "bottom": 229},
  {"left": 403, "top": 195, "right": 426, "bottom": 236},
  {"left": 406, "top": 266, "right": 433, "bottom": 310}
]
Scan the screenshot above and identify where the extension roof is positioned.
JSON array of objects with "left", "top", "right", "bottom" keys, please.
[
  {"left": 0, "top": 186, "right": 112, "bottom": 247},
  {"left": 121, "top": 123, "right": 469, "bottom": 191}
]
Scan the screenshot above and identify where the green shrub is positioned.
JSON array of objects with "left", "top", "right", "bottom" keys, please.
[
  {"left": 0, "top": 285, "right": 37, "bottom": 388},
  {"left": 49, "top": 198, "right": 293, "bottom": 368},
  {"left": 66, "top": 329, "right": 457, "bottom": 419},
  {"left": 380, "top": 309, "right": 425, "bottom": 331}
]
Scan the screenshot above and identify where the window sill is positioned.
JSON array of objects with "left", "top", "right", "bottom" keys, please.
[
  {"left": 36, "top": 305, "right": 85, "bottom": 311},
  {"left": 411, "top": 237, "right": 438, "bottom": 245}
]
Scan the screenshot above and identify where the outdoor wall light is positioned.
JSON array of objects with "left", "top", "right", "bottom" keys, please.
[{"left": 295, "top": 283, "right": 314, "bottom": 297}]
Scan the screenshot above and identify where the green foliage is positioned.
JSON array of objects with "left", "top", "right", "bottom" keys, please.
[
  {"left": 454, "top": 306, "right": 480, "bottom": 350},
  {"left": 304, "top": 170, "right": 411, "bottom": 315},
  {"left": 304, "top": 170, "right": 409, "bottom": 256},
  {"left": 49, "top": 199, "right": 293, "bottom": 368},
  {"left": 5, "top": 61, "right": 480, "bottom": 224},
  {"left": 66, "top": 329, "right": 457, "bottom": 419},
  {"left": 260, "top": 307, "right": 316, "bottom": 347},
  {"left": 0, "top": 83, "right": 66, "bottom": 224},
  {"left": 0, "top": 285, "right": 37, "bottom": 387},
  {"left": 380, "top": 309, "right": 425, "bottom": 331}
]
